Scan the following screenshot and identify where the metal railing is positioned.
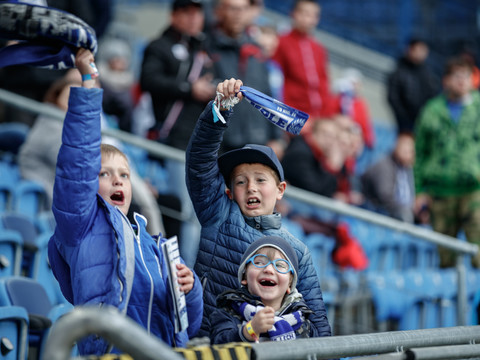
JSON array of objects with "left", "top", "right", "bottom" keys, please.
[
  {"left": 43, "top": 306, "right": 480, "bottom": 360},
  {"left": 1, "top": 88, "right": 478, "bottom": 327}
]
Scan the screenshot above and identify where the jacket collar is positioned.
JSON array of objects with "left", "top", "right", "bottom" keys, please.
[{"left": 244, "top": 212, "right": 282, "bottom": 230}]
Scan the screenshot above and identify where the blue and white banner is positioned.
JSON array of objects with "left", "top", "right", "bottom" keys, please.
[
  {"left": 240, "top": 86, "right": 309, "bottom": 135},
  {"left": 0, "top": 1, "right": 97, "bottom": 69}
]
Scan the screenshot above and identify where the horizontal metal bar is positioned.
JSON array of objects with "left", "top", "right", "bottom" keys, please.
[
  {"left": 360, "top": 344, "right": 480, "bottom": 360},
  {"left": 252, "top": 326, "right": 480, "bottom": 360},
  {"left": 43, "top": 306, "right": 185, "bottom": 360},
  {"left": 1, "top": 88, "right": 477, "bottom": 256}
]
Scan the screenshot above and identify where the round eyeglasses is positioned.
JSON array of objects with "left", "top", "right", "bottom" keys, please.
[{"left": 246, "top": 254, "right": 294, "bottom": 274}]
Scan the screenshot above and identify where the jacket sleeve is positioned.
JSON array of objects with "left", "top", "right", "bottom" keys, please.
[
  {"left": 185, "top": 102, "right": 232, "bottom": 225},
  {"left": 185, "top": 271, "right": 203, "bottom": 338},
  {"left": 387, "top": 71, "right": 410, "bottom": 130},
  {"left": 296, "top": 245, "right": 332, "bottom": 337},
  {"left": 51, "top": 86, "right": 104, "bottom": 247},
  {"left": 209, "top": 307, "right": 245, "bottom": 344}
]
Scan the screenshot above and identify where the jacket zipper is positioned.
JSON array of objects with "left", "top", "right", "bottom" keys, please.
[{"left": 135, "top": 229, "right": 155, "bottom": 333}]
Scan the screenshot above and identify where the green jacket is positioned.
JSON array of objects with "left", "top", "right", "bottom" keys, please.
[{"left": 414, "top": 90, "right": 480, "bottom": 197}]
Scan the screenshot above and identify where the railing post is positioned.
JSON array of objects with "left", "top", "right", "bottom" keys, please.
[{"left": 456, "top": 254, "right": 467, "bottom": 326}]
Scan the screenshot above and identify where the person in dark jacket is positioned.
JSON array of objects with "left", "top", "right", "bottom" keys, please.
[
  {"left": 48, "top": 49, "right": 203, "bottom": 356},
  {"left": 387, "top": 38, "right": 440, "bottom": 133},
  {"left": 210, "top": 236, "right": 317, "bottom": 344},
  {"left": 207, "top": 0, "right": 284, "bottom": 153},
  {"left": 140, "top": 0, "right": 215, "bottom": 150},
  {"left": 186, "top": 78, "right": 331, "bottom": 339}
]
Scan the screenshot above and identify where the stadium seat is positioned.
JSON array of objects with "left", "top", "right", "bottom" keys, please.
[
  {"left": 0, "top": 122, "right": 29, "bottom": 155},
  {"left": 0, "top": 230, "right": 23, "bottom": 277},
  {"left": 0, "top": 276, "right": 73, "bottom": 360},
  {"left": 13, "top": 180, "right": 48, "bottom": 220},
  {"left": 0, "top": 306, "right": 29, "bottom": 360},
  {"left": 1, "top": 213, "right": 41, "bottom": 278}
]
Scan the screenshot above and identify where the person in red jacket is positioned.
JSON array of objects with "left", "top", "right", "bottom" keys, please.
[{"left": 271, "top": 0, "right": 331, "bottom": 119}]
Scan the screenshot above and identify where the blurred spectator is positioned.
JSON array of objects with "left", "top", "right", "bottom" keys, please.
[
  {"left": 272, "top": 0, "right": 332, "bottom": 119},
  {"left": 361, "top": 132, "right": 416, "bottom": 223},
  {"left": 255, "top": 23, "right": 284, "bottom": 102},
  {"left": 387, "top": 38, "right": 439, "bottom": 134},
  {"left": 332, "top": 68, "right": 375, "bottom": 148},
  {"left": 414, "top": 56, "right": 480, "bottom": 268},
  {"left": 140, "top": 0, "right": 215, "bottom": 150},
  {"left": 17, "top": 69, "right": 166, "bottom": 236},
  {"left": 97, "top": 37, "right": 136, "bottom": 133},
  {"left": 207, "top": 0, "right": 283, "bottom": 153},
  {"left": 281, "top": 118, "right": 350, "bottom": 200}
]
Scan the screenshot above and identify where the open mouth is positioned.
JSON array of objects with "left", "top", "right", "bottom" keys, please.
[
  {"left": 110, "top": 191, "right": 124, "bottom": 204},
  {"left": 247, "top": 198, "right": 260, "bottom": 206},
  {"left": 259, "top": 279, "right": 277, "bottom": 287}
]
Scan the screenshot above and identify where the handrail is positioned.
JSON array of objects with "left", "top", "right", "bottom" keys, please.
[
  {"left": 252, "top": 326, "right": 480, "bottom": 360},
  {"left": 1, "top": 88, "right": 478, "bottom": 325},
  {"left": 360, "top": 344, "right": 480, "bottom": 360},
  {"left": 1, "top": 89, "right": 475, "bottom": 255},
  {"left": 43, "top": 306, "right": 480, "bottom": 360},
  {"left": 43, "top": 306, "right": 184, "bottom": 360}
]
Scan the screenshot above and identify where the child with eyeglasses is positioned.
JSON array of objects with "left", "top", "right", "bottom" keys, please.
[{"left": 209, "top": 236, "right": 318, "bottom": 344}]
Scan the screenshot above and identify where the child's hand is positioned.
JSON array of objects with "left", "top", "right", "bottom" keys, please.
[
  {"left": 176, "top": 263, "right": 194, "bottom": 294},
  {"left": 216, "top": 78, "right": 244, "bottom": 101},
  {"left": 251, "top": 306, "right": 275, "bottom": 335},
  {"left": 74, "top": 48, "right": 98, "bottom": 88}
]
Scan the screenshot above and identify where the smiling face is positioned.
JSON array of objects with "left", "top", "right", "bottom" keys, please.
[
  {"left": 98, "top": 152, "right": 132, "bottom": 215},
  {"left": 226, "top": 163, "right": 286, "bottom": 217},
  {"left": 242, "top": 247, "right": 293, "bottom": 310}
]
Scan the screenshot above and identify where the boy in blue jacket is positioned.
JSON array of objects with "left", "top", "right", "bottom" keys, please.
[
  {"left": 186, "top": 78, "right": 331, "bottom": 338},
  {"left": 48, "top": 48, "right": 203, "bottom": 355},
  {"left": 210, "top": 235, "right": 317, "bottom": 344}
]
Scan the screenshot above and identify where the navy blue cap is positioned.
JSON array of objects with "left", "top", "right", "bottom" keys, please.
[
  {"left": 218, "top": 144, "right": 284, "bottom": 185},
  {"left": 172, "top": 0, "right": 203, "bottom": 10},
  {"left": 238, "top": 236, "right": 299, "bottom": 290}
]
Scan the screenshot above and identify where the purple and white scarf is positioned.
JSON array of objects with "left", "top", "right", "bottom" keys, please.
[{"left": 233, "top": 301, "right": 304, "bottom": 342}]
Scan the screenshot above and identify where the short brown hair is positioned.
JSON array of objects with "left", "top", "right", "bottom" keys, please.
[
  {"left": 444, "top": 56, "right": 473, "bottom": 77},
  {"left": 100, "top": 144, "right": 129, "bottom": 165}
]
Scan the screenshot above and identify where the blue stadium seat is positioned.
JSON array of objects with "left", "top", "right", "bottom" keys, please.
[
  {"left": 367, "top": 271, "right": 414, "bottom": 329},
  {"left": 439, "top": 269, "right": 457, "bottom": 327},
  {"left": 1, "top": 213, "right": 40, "bottom": 278},
  {"left": 0, "top": 306, "right": 29, "bottom": 360},
  {"left": 13, "top": 180, "right": 48, "bottom": 221},
  {"left": 0, "top": 230, "right": 23, "bottom": 277},
  {"left": 0, "top": 276, "right": 73, "bottom": 360},
  {"left": 0, "top": 122, "right": 29, "bottom": 155},
  {"left": 399, "top": 270, "right": 430, "bottom": 330}
]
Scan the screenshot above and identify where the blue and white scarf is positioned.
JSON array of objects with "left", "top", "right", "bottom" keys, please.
[
  {"left": 0, "top": 1, "right": 97, "bottom": 69},
  {"left": 232, "top": 301, "right": 304, "bottom": 342}
]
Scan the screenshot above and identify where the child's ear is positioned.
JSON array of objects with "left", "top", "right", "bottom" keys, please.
[
  {"left": 286, "top": 288, "right": 291, "bottom": 294},
  {"left": 276, "top": 181, "right": 287, "bottom": 200},
  {"left": 241, "top": 279, "right": 248, "bottom": 285},
  {"left": 225, "top": 187, "right": 233, "bottom": 200}
]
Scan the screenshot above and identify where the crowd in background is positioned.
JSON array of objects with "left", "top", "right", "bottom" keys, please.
[{"left": 1, "top": 0, "right": 480, "bottom": 270}]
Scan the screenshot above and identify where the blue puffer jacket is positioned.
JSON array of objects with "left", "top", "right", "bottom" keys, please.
[
  {"left": 48, "top": 87, "right": 203, "bottom": 355},
  {"left": 186, "top": 102, "right": 331, "bottom": 337}
]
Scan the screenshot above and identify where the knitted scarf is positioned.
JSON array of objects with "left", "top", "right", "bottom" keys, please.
[
  {"left": 0, "top": 1, "right": 97, "bottom": 69},
  {"left": 232, "top": 301, "right": 304, "bottom": 342}
]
